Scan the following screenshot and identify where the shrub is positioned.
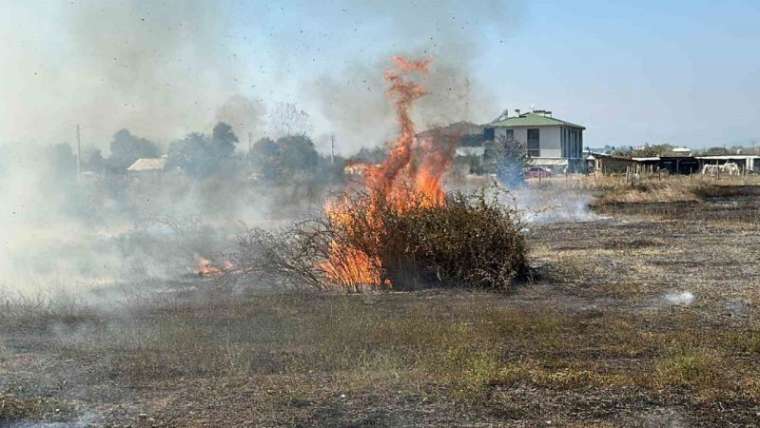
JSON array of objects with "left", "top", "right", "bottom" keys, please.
[
  {"left": 315, "top": 189, "right": 527, "bottom": 290},
  {"left": 231, "top": 190, "right": 528, "bottom": 291}
]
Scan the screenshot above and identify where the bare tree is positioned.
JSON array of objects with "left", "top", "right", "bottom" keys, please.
[{"left": 267, "top": 102, "right": 313, "bottom": 138}]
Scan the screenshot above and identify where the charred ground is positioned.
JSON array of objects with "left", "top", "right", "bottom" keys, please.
[{"left": 1, "top": 176, "right": 760, "bottom": 427}]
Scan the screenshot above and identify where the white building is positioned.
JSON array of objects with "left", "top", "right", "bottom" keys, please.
[
  {"left": 484, "top": 109, "right": 586, "bottom": 172},
  {"left": 127, "top": 157, "right": 167, "bottom": 180}
]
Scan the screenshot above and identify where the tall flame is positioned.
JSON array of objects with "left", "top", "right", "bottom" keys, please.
[{"left": 320, "top": 57, "right": 454, "bottom": 290}]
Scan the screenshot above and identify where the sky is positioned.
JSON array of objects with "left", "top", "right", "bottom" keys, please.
[{"left": 1, "top": 0, "right": 759, "bottom": 153}]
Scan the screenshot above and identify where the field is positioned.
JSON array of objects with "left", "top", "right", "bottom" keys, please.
[{"left": 2, "top": 175, "right": 760, "bottom": 427}]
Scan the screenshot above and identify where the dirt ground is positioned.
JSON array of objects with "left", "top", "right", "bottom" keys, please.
[{"left": 1, "top": 178, "right": 759, "bottom": 427}]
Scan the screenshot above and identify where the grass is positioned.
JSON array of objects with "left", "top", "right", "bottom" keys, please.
[
  {"left": 0, "top": 393, "right": 72, "bottom": 425},
  {"left": 2, "top": 175, "right": 760, "bottom": 425},
  {"left": 2, "top": 291, "right": 759, "bottom": 425},
  {"left": 579, "top": 174, "right": 760, "bottom": 206}
]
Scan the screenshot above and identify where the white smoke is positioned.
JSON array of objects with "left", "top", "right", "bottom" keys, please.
[{"left": 664, "top": 291, "right": 696, "bottom": 306}]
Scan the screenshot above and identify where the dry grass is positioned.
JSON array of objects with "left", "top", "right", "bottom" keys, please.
[
  {"left": 575, "top": 174, "right": 760, "bottom": 205},
  {"left": 2, "top": 290, "right": 759, "bottom": 425},
  {"left": 2, "top": 175, "right": 760, "bottom": 425},
  {"left": 0, "top": 393, "right": 72, "bottom": 425}
]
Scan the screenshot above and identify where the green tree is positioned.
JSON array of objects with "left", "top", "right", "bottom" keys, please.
[
  {"left": 166, "top": 122, "right": 240, "bottom": 179},
  {"left": 249, "top": 135, "right": 319, "bottom": 181},
  {"left": 108, "top": 129, "right": 161, "bottom": 171}
]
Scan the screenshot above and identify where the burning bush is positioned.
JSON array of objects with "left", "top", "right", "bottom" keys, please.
[
  {"left": 318, "top": 189, "right": 527, "bottom": 291},
  {"left": 229, "top": 188, "right": 527, "bottom": 292}
]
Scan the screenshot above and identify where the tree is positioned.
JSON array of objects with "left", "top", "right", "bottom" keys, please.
[
  {"left": 615, "top": 143, "right": 674, "bottom": 157},
  {"left": 212, "top": 122, "right": 238, "bottom": 158},
  {"left": 276, "top": 135, "right": 319, "bottom": 173},
  {"left": 249, "top": 137, "right": 279, "bottom": 180},
  {"left": 249, "top": 135, "right": 320, "bottom": 181},
  {"left": 349, "top": 146, "right": 387, "bottom": 164},
  {"left": 703, "top": 146, "right": 730, "bottom": 156},
  {"left": 483, "top": 136, "right": 528, "bottom": 188},
  {"left": 167, "top": 133, "right": 211, "bottom": 178},
  {"left": 267, "top": 102, "right": 312, "bottom": 138},
  {"left": 166, "top": 122, "right": 240, "bottom": 179},
  {"left": 84, "top": 149, "right": 106, "bottom": 173},
  {"left": 108, "top": 129, "right": 160, "bottom": 171}
]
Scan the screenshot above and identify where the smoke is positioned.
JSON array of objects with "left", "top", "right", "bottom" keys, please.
[
  {"left": 0, "top": 1, "right": 252, "bottom": 146},
  {"left": 0, "top": 1, "right": 526, "bottom": 298},
  {"left": 511, "top": 187, "right": 601, "bottom": 224},
  {"left": 305, "top": 0, "right": 522, "bottom": 153},
  {"left": 215, "top": 95, "right": 266, "bottom": 144},
  {"left": 664, "top": 291, "right": 695, "bottom": 306}
]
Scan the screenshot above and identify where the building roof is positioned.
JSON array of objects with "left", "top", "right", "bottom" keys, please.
[
  {"left": 127, "top": 157, "right": 166, "bottom": 172},
  {"left": 488, "top": 112, "right": 585, "bottom": 130},
  {"left": 696, "top": 155, "right": 760, "bottom": 160}
]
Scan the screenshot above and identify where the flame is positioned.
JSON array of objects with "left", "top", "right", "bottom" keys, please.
[
  {"left": 320, "top": 57, "right": 454, "bottom": 290},
  {"left": 196, "top": 256, "right": 233, "bottom": 277}
]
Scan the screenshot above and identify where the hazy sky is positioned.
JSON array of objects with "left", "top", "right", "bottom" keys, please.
[{"left": 1, "top": 0, "right": 759, "bottom": 152}]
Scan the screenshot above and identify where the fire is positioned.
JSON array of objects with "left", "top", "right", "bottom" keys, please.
[
  {"left": 320, "top": 57, "right": 454, "bottom": 289},
  {"left": 196, "top": 256, "right": 233, "bottom": 277}
]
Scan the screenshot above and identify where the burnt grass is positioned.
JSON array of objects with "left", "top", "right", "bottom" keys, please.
[{"left": 2, "top": 178, "right": 760, "bottom": 426}]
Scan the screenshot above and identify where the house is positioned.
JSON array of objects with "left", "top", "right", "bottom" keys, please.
[
  {"left": 483, "top": 109, "right": 586, "bottom": 172},
  {"left": 127, "top": 157, "right": 166, "bottom": 177}
]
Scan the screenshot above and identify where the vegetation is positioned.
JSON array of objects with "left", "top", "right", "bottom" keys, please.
[
  {"left": 320, "top": 190, "right": 527, "bottom": 290},
  {"left": 166, "top": 122, "right": 240, "bottom": 179},
  {"left": 230, "top": 190, "right": 528, "bottom": 291},
  {"left": 483, "top": 135, "right": 529, "bottom": 187},
  {"left": 579, "top": 174, "right": 760, "bottom": 206},
  {"left": 2, "top": 176, "right": 760, "bottom": 425},
  {"left": 107, "top": 128, "right": 161, "bottom": 171}
]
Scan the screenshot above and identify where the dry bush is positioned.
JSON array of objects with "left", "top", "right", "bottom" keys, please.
[
  {"left": 318, "top": 190, "right": 528, "bottom": 290},
  {"left": 229, "top": 190, "right": 527, "bottom": 291},
  {"left": 231, "top": 225, "right": 325, "bottom": 289}
]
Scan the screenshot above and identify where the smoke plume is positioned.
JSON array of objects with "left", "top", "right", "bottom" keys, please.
[
  {"left": 0, "top": 1, "right": 252, "bottom": 147},
  {"left": 306, "top": 0, "right": 522, "bottom": 153}
]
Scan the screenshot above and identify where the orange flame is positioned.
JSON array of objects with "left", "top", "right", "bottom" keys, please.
[
  {"left": 320, "top": 57, "right": 454, "bottom": 290},
  {"left": 196, "top": 256, "right": 234, "bottom": 277}
]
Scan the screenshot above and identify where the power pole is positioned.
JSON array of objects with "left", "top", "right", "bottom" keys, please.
[
  {"left": 330, "top": 134, "right": 335, "bottom": 165},
  {"left": 248, "top": 132, "right": 253, "bottom": 153},
  {"left": 76, "top": 124, "right": 81, "bottom": 181},
  {"left": 464, "top": 77, "right": 471, "bottom": 121}
]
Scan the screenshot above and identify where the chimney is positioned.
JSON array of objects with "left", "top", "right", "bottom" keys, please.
[{"left": 515, "top": 109, "right": 521, "bottom": 116}]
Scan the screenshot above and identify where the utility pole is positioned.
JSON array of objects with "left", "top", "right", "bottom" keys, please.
[
  {"left": 464, "top": 77, "right": 471, "bottom": 121},
  {"left": 330, "top": 134, "right": 335, "bottom": 165},
  {"left": 248, "top": 132, "right": 253, "bottom": 153},
  {"left": 76, "top": 124, "right": 81, "bottom": 181}
]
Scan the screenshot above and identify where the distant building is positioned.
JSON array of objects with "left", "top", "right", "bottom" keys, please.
[
  {"left": 697, "top": 155, "right": 760, "bottom": 173},
  {"left": 588, "top": 152, "right": 760, "bottom": 176},
  {"left": 127, "top": 157, "right": 166, "bottom": 176},
  {"left": 484, "top": 109, "right": 586, "bottom": 172}
]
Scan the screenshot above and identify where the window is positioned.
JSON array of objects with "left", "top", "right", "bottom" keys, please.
[
  {"left": 483, "top": 127, "right": 495, "bottom": 141},
  {"left": 527, "top": 128, "right": 540, "bottom": 157},
  {"left": 505, "top": 129, "right": 514, "bottom": 141}
]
